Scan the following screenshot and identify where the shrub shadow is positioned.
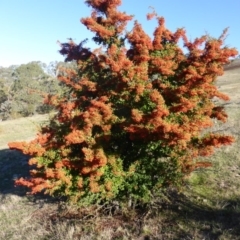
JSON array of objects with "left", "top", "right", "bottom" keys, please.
[
  {"left": 0, "top": 148, "right": 59, "bottom": 203},
  {"left": 161, "top": 191, "right": 240, "bottom": 239},
  {"left": 0, "top": 148, "right": 31, "bottom": 195}
]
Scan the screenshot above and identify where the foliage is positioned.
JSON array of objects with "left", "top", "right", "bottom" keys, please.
[
  {"left": 0, "top": 80, "right": 8, "bottom": 104},
  {"left": 9, "top": 0, "right": 238, "bottom": 205},
  {"left": 10, "top": 62, "right": 50, "bottom": 117},
  {"left": 0, "top": 62, "right": 65, "bottom": 119}
]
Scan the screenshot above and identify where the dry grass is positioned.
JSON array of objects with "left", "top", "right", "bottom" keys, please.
[
  {"left": 0, "top": 67, "right": 240, "bottom": 239},
  {"left": 0, "top": 114, "right": 50, "bottom": 150}
]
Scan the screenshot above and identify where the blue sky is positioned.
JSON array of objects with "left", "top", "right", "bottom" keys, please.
[{"left": 1, "top": 0, "right": 239, "bottom": 67}]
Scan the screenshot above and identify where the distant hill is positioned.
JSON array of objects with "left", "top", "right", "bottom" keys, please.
[
  {"left": 224, "top": 58, "right": 240, "bottom": 71},
  {"left": 0, "top": 61, "right": 72, "bottom": 121}
]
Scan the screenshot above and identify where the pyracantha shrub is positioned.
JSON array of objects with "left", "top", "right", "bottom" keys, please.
[{"left": 9, "top": 0, "right": 238, "bottom": 204}]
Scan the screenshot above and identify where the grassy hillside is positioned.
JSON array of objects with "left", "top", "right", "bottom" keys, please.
[
  {"left": 0, "top": 114, "right": 49, "bottom": 150},
  {"left": 0, "top": 66, "right": 240, "bottom": 239}
]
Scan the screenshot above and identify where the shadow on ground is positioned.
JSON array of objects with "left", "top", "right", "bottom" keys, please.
[
  {"left": 0, "top": 148, "right": 59, "bottom": 203},
  {"left": 1, "top": 148, "right": 240, "bottom": 239},
  {"left": 0, "top": 148, "right": 31, "bottom": 195},
  {"left": 0, "top": 149, "right": 59, "bottom": 200},
  {"left": 160, "top": 190, "right": 240, "bottom": 239}
]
